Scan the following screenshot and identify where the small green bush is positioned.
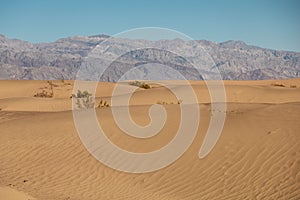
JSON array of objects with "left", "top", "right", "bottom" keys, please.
[{"left": 72, "top": 90, "right": 94, "bottom": 109}]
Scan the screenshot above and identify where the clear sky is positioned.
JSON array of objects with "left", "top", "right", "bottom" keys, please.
[{"left": 0, "top": 0, "right": 299, "bottom": 51}]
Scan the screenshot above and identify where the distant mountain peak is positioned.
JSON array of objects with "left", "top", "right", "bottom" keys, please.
[
  {"left": 220, "top": 40, "right": 248, "bottom": 48},
  {"left": 88, "top": 34, "right": 110, "bottom": 38}
]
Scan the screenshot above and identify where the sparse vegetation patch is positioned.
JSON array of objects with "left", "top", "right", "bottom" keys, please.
[
  {"left": 271, "top": 83, "right": 285, "bottom": 87},
  {"left": 129, "top": 81, "right": 151, "bottom": 89},
  {"left": 34, "top": 90, "right": 54, "bottom": 98},
  {"left": 98, "top": 99, "right": 110, "bottom": 108},
  {"left": 157, "top": 99, "right": 182, "bottom": 105},
  {"left": 72, "top": 90, "right": 94, "bottom": 109},
  {"left": 33, "top": 81, "right": 54, "bottom": 98}
]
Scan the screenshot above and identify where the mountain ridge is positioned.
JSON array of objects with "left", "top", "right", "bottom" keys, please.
[{"left": 0, "top": 34, "right": 299, "bottom": 81}]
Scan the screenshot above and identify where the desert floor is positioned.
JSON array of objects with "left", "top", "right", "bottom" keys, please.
[{"left": 0, "top": 79, "right": 300, "bottom": 200}]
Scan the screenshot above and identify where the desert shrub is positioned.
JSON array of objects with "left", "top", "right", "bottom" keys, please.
[
  {"left": 60, "top": 78, "right": 72, "bottom": 86},
  {"left": 34, "top": 81, "right": 54, "bottom": 98},
  {"left": 157, "top": 99, "right": 182, "bottom": 105},
  {"left": 271, "top": 83, "right": 285, "bottom": 87},
  {"left": 98, "top": 99, "right": 110, "bottom": 108},
  {"left": 72, "top": 90, "right": 94, "bottom": 109},
  {"left": 48, "top": 80, "right": 59, "bottom": 88},
  {"left": 34, "top": 89, "right": 54, "bottom": 98},
  {"left": 157, "top": 101, "right": 168, "bottom": 105},
  {"left": 73, "top": 90, "right": 92, "bottom": 98},
  {"left": 177, "top": 99, "right": 183, "bottom": 104},
  {"left": 129, "top": 81, "right": 151, "bottom": 89},
  {"left": 290, "top": 85, "right": 297, "bottom": 88}
]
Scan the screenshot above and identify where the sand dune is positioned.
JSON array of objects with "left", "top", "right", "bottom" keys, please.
[
  {"left": 0, "top": 187, "right": 35, "bottom": 200},
  {"left": 0, "top": 79, "right": 299, "bottom": 199}
]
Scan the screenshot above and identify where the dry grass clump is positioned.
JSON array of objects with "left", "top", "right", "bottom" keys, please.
[
  {"left": 98, "top": 99, "right": 110, "bottom": 108},
  {"left": 71, "top": 91, "right": 110, "bottom": 109},
  {"left": 61, "top": 79, "right": 72, "bottom": 86},
  {"left": 34, "top": 81, "right": 55, "bottom": 98},
  {"left": 48, "top": 80, "right": 59, "bottom": 88},
  {"left": 157, "top": 99, "right": 182, "bottom": 105},
  {"left": 129, "top": 81, "right": 151, "bottom": 89},
  {"left": 72, "top": 90, "right": 94, "bottom": 109},
  {"left": 34, "top": 90, "right": 54, "bottom": 98},
  {"left": 271, "top": 83, "right": 285, "bottom": 87}
]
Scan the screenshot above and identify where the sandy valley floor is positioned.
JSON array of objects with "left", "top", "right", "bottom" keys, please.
[{"left": 0, "top": 79, "right": 300, "bottom": 200}]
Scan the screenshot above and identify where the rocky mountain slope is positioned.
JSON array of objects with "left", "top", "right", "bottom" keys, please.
[{"left": 0, "top": 34, "right": 299, "bottom": 81}]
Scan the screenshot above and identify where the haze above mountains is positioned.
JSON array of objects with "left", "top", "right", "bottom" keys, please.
[{"left": 0, "top": 34, "right": 299, "bottom": 81}]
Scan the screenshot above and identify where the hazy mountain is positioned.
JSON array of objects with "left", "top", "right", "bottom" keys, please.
[{"left": 0, "top": 34, "right": 299, "bottom": 81}]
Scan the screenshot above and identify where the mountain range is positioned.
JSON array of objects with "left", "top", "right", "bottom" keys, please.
[{"left": 0, "top": 34, "right": 299, "bottom": 81}]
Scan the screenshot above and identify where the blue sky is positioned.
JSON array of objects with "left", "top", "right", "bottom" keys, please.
[{"left": 0, "top": 0, "right": 299, "bottom": 51}]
